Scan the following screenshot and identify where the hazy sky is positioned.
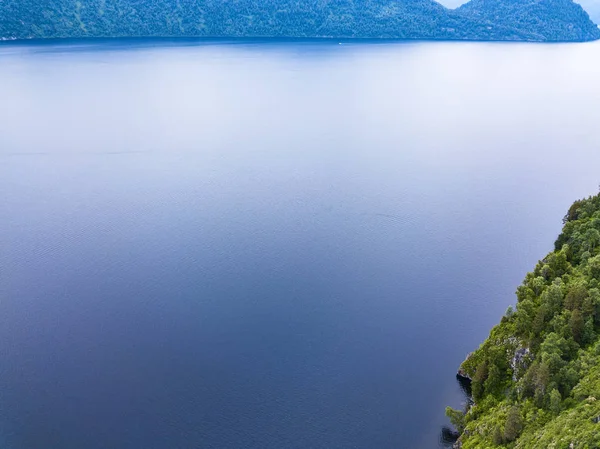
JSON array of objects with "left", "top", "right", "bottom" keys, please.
[
  {"left": 576, "top": 0, "right": 600, "bottom": 16},
  {"left": 436, "top": 0, "right": 468, "bottom": 8}
]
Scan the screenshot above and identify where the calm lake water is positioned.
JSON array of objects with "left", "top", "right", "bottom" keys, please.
[{"left": 2, "top": 38, "right": 600, "bottom": 449}]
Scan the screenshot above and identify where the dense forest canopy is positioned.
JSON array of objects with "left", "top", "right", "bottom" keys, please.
[
  {"left": 447, "top": 192, "right": 600, "bottom": 448},
  {"left": 0, "top": 0, "right": 598, "bottom": 42}
]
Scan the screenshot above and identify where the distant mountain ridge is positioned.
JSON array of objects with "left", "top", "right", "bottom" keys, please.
[
  {"left": 459, "top": 0, "right": 600, "bottom": 41},
  {"left": 0, "top": 0, "right": 598, "bottom": 42},
  {"left": 575, "top": 0, "right": 600, "bottom": 23}
]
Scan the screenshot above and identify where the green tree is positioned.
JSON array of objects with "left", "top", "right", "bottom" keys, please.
[
  {"left": 549, "top": 388, "right": 562, "bottom": 415},
  {"left": 445, "top": 407, "right": 465, "bottom": 433},
  {"left": 588, "top": 255, "right": 600, "bottom": 280},
  {"left": 582, "top": 288, "right": 600, "bottom": 319},
  {"left": 484, "top": 363, "right": 504, "bottom": 397},
  {"left": 583, "top": 228, "right": 600, "bottom": 253},
  {"left": 530, "top": 276, "right": 546, "bottom": 296},
  {"left": 503, "top": 406, "right": 523, "bottom": 442},
  {"left": 570, "top": 309, "right": 584, "bottom": 344},
  {"left": 492, "top": 426, "right": 504, "bottom": 445},
  {"left": 565, "top": 283, "right": 588, "bottom": 310},
  {"left": 534, "top": 362, "right": 551, "bottom": 407},
  {"left": 582, "top": 318, "right": 596, "bottom": 345},
  {"left": 543, "top": 282, "right": 564, "bottom": 313},
  {"left": 545, "top": 250, "right": 570, "bottom": 279},
  {"left": 558, "top": 366, "right": 580, "bottom": 395},
  {"left": 505, "top": 305, "right": 515, "bottom": 319},
  {"left": 472, "top": 360, "right": 488, "bottom": 402},
  {"left": 515, "top": 299, "right": 535, "bottom": 337},
  {"left": 564, "top": 199, "right": 585, "bottom": 222},
  {"left": 532, "top": 304, "right": 548, "bottom": 335}
]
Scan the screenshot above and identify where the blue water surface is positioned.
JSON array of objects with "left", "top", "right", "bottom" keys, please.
[{"left": 2, "top": 39, "right": 600, "bottom": 449}]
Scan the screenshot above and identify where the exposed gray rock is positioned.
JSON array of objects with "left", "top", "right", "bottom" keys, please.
[{"left": 511, "top": 347, "right": 532, "bottom": 381}]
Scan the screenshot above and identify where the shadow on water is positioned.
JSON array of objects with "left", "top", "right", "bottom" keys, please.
[
  {"left": 438, "top": 374, "right": 473, "bottom": 447},
  {"left": 439, "top": 426, "right": 460, "bottom": 447},
  {"left": 456, "top": 373, "right": 472, "bottom": 399}
]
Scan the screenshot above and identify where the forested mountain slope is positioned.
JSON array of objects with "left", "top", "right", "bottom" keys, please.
[
  {"left": 576, "top": 0, "right": 600, "bottom": 23},
  {"left": 458, "top": 0, "right": 600, "bottom": 41},
  {"left": 447, "top": 193, "right": 600, "bottom": 448},
  {"left": 0, "top": 0, "right": 598, "bottom": 42}
]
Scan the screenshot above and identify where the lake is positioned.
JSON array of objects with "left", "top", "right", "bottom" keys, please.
[{"left": 2, "top": 38, "right": 600, "bottom": 449}]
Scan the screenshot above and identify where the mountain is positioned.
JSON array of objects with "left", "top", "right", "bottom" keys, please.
[
  {"left": 447, "top": 193, "right": 600, "bottom": 448},
  {"left": 0, "top": 0, "right": 598, "bottom": 42},
  {"left": 576, "top": 0, "right": 600, "bottom": 23},
  {"left": 438, "top": 0, "right": 470, "bottom": 8},
  {"left": 458, "top": 0, "right": 600, "bottom": 42}
]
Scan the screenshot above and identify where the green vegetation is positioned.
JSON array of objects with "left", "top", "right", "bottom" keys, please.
[
  {"left": 459, "top": 0, "right": 600, "bottom": 41},
  {"left": 0, "top": 0, "right": 598, "bottom": 42},
  {"left": 447, "top": 192, "right": 600, "bottom": 448}
]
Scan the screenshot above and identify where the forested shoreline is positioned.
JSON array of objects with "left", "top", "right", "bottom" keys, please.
[
  {"left": 0, "top": 0, "right": 599, "bottom": 42},
  {"left": 447, "top": 193, "right": 600, "bottom": 448}
]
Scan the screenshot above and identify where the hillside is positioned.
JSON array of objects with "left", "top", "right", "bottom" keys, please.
[
  {"left": 458, "top": 0, "right": 600, "bottom": 41},
  {"left": 447, "top": 193, "right": 600, "bottom": 448},
  {"left": 0, "top": 0, "right": 598, "bottom": 42},
  {"left": 576, "top": 0, "right": 600, "bottom": 23}
]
